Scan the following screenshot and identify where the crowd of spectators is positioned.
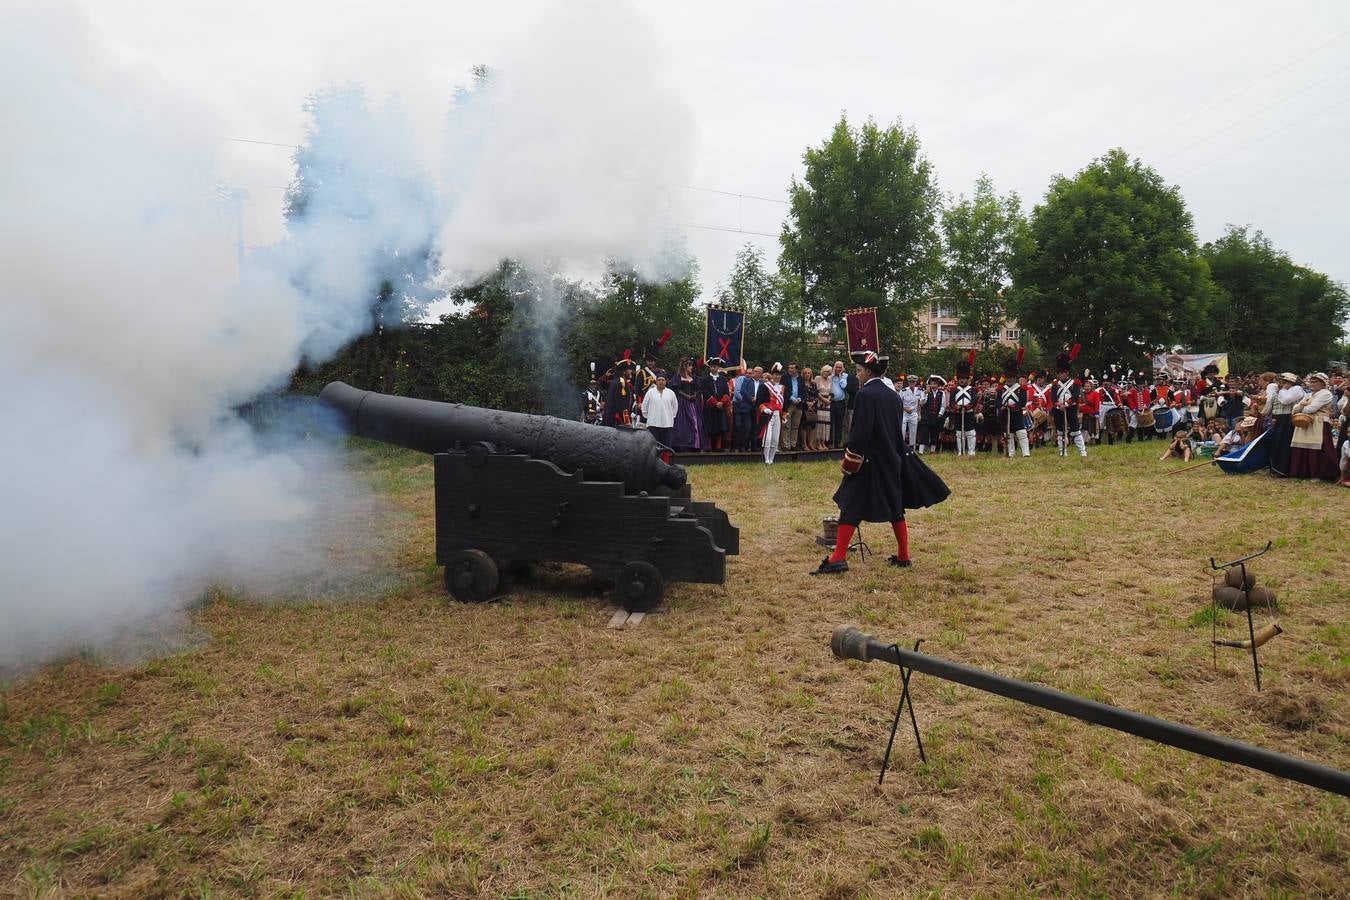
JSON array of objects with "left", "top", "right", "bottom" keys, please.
[{"left": 587, "top": 357, "right": 1350, "bottom": 486}]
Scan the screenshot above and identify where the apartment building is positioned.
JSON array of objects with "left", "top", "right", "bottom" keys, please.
[{"left": 919, "top": 301, "right": 1021, "bottom": 350}]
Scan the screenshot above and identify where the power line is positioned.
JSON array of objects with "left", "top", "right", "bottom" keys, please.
[
  {"left": 1179, "top": 94, "right": 1350, "bottom": 176},
  {"left": 677, "top": 184, "right": 788, "bottom": 205},
  {"left": 1139, "top": 27, "right": 1350, "bottom": 150},
  {"left": 673, "top": 221, "right": 779, "bottom": 238},
  {"left": 217, "top": 136, "right": 789, "bottom": 209},
  {"left": 1159, "top": 62, "right": 1350, "bottom": 162},
  {"left": 220, "top": 137, "right": 298, "bottom": 149}
]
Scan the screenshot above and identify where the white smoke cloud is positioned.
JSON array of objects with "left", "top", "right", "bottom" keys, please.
[
  {"left": 0, "top": 5, "right": 402, "bottom": 670},
  {"left": 0, "top": 0, "right": 700, "bottom": 670},
  {"left": 436, "top": 0, "right": 699, "bottom": 283}
]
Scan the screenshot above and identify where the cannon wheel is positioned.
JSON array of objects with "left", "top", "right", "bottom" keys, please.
[
  {"left": 615, "top": 561, "right": 664, "bottom": 613},
  {"left": 444, "top": 550, "right": 499, "bottom": 603}
]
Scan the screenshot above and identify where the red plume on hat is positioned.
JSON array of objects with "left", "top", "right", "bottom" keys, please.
[
  {"left": 1015, "top": 346, "right": 1026, "bottom": 367},
  {"left": 967, "top": 349, "right": 977, "bottom": 366},
  {"left": 657, "top": 329, "right": 672, "bottom": 347},
  {"left": 1069, "top": 343, "right": 1081, "bottom": 362}
]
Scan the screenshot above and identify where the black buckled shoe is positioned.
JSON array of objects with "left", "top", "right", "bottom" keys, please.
[
  {"left": 811, "top": 557, "right": 849, "bottom": 575},
  {"left": 886, "top": 555, "right": 912, "bottom": 568}
]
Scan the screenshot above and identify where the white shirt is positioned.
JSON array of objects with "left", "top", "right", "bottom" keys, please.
[
  {"left": 1273, "top": 385, "right": 1305, "bottom": 414},
  {"left": 1296, "top": 388, "right": 1333, "bottom": 417},
  {"left": 641, "top": 386, "right": 678, "bottom": 428},
  {"left": 899, "top": 386, "right": 923, "bottom": 412}
]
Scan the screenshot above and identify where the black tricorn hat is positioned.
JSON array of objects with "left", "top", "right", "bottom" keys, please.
[{"left": 851, "top": 350, "right": 888, "bottom": 376}]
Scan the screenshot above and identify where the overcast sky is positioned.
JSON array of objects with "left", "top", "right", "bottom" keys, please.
[{"left": 75, "top": 0, "right": 1350, "bottom": 303}]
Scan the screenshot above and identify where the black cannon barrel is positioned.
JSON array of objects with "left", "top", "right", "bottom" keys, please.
[
  {"left": 319, "top": 381, "right": 686, "bottom": 493},
  {"left": 832, "top": 625, "right": 1350, "bottom": 797}
]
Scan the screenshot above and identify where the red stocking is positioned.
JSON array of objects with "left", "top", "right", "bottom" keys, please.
[
  {"left": 830, "top": 524, "right": 856, "bottom": 563},
  {"left": 892, "top": 520, "right": 909, "bottom": 562}
]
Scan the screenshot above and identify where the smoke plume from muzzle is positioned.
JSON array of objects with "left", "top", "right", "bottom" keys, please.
[
  {"left": 0, "top": 5, "right": 404, "bottom": 670},
  {"left": 0, "top": 0, "right": 700, "bottom": 671}
]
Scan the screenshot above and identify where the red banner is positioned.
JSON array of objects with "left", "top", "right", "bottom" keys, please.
[{"left": 844, "top": 307, "right": 879, "bottom": 355}]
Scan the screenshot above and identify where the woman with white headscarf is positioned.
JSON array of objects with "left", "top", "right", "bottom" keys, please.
[{"left": 1288, "top": 372, "right": 1340, "bottom": 481}]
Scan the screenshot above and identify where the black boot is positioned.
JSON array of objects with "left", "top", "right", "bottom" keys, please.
[{"left": 811, "top": 557, "right": 849, "bottom": 575}]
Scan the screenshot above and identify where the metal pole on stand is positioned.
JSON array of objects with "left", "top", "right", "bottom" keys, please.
[{"left": 1209, "top": 542, "right": 1273, "bottom": 691}]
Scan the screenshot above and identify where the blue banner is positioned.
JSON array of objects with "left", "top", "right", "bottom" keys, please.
[{"left": 704, "top": 306, "right": 744, "bottom": 368}]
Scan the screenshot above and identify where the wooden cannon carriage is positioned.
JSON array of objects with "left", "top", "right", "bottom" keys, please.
[{"left": 320, "top": 382, "right": 738, "bottom": 611}]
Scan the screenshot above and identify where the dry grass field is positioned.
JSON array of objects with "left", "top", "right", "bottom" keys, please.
[{"left": 2, "top": 438, "right": 1347, "bottom": 897}]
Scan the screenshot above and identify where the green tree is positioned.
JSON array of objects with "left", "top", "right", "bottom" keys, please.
[
  {"left": 1200, "top": 226, "right": 1349, "bottom": 373},
  {"left": 1009, "top": 148, "right": 1213, "bottom": 371},
  {"left": 560, "top": 248, "right": 704, "bottom": 385},
  {"left": 284, "top": 84, "right": 442, "bottom": 386},
  {"left": 940, "top": 175, "right": 1026, "bottom": 350},
  {"left": 779, "top": 114, "right": 941, "bottom": 352},
  {"left": 717, "top": 244, "right": 810, "bottom": 367}
]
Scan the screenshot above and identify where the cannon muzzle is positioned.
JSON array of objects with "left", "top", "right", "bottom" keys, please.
[{"left": 319, "top": 381, "right": 686, "bottom": 493}]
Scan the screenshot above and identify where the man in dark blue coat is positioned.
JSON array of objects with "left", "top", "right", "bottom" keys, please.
[{"left": 814, "top": 350, "right": 911, "bottom": 574}]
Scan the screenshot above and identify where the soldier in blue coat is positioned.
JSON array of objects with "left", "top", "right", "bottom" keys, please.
[{"left": 814, "top": 350, "right": 912, "bottom": 574}]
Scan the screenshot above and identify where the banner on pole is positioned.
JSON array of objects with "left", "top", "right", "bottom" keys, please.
[
  {"left": 844, "top": 307, "right": 880, "bottom": 355},
  {"left": 1152, "top": 352, "right": 1228, "bottom": 381},
  {"left": 704, "top": 306, "right": 745, "bottom": 368}
]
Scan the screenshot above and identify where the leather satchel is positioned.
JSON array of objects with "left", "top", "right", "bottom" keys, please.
[
  {"left": 841, "top": 448, "right": 864, "bottom": 475},
  {"left": 1291, "top": 413, "right": 1313, "bottom": 428}
]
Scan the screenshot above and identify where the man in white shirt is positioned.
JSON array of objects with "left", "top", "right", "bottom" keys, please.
[
  {"left": 898, "top": 374, "right": 923, "bottom": 448},
  {"left": 641, "top": 372, "right": 679, "bottom": 447}
]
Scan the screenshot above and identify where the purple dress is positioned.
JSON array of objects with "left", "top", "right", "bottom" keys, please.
[{"left": 671, "top": 375, "right": 707, "bottom": 451}]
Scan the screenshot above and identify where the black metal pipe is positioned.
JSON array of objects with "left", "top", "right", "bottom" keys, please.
[
  {"left": 832, "top": 625, "right": 1350, "bottom": 797},
  {"left": 319, "top": 381, "right": 686, "bottom": 493}
]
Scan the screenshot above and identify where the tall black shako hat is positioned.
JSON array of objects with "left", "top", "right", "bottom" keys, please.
[
  {"left": 1056, "top": 343, "right": 1082, "bottom": 375},
  {"left": 1002, "top": 347, "right": 1026, "bottom": 380},
  {"left": 851, "top": 349, "right": 888, "bottom": 376},
  {"left": 954, "top": 348, "right": 975, "bottom": 381},
  {"left": 643, "top": 329, "right": 672, "bottom": 363}
]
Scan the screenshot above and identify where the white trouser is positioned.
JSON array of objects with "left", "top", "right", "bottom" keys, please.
[
  {"left": 1058, "top": 429, "right": 1088, "bottom": 456},
  {"left": 762, "top": 416, "right": 781, "bottom": 464},
  {"left": 902, "top": 411, "right": 919, "bottom": 446},
  {"left": 955, "top": 429, "right": 977, "bottom": 455},
  {"left": 1007, "top": 429, "right": 1030, "bottom": 457}
]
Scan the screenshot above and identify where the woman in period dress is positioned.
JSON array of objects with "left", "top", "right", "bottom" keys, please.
[
  {"left": 1288, "top": 372, "right": 1340, "bottom": 481},
  {"left": 813, "top": 364, "right": 834, "bottom": 449},
  {"left": 801, "top": 367, "right": 820, "bottom": 450},
  {"left": 1264, "top": 372, "right": 1304, "bottom": 477},
  {"left": 670, "top": 358, "right": 706, "bottom": 451}
]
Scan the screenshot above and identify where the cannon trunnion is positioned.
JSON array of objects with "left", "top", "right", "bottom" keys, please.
[
  {"left": 435, "top": 450, "right": 737, "bottom": 611},
  {"left": 319, "top": 381, "right": 738, "bottom": 612}
]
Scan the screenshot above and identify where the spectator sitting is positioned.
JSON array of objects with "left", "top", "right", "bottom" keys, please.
[
  {"left": 1218, "top": 416, "right": 1258, "bottom": 455},
  {"left": 1160, "top": 422, "right": 1193, "bottom": 462}
]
